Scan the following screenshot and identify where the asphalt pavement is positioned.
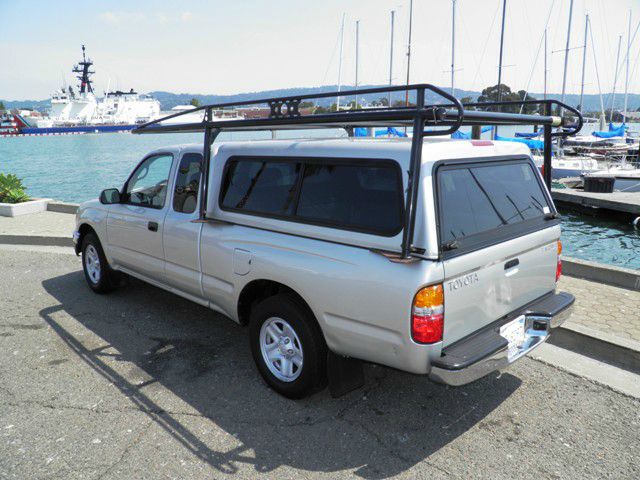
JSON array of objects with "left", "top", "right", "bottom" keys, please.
[{"left": 1, "top": 249, "right": 639, "bottom": 479}]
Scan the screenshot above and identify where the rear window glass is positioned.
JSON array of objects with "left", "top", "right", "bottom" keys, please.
[
  {"left": 219, "top": 157, "right": 403, "bottom": 236},
  {"left": 297, "top": 164, "right": 402, "bottom": 234},
  {"left": 438, "top": 161, "right": 550, "bottom": 244},
  {"left": 220, "top": 160, "right": 300, "bottom": 215}
]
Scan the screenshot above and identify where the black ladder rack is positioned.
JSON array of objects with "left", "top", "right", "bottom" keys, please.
[{"left": 133, "top": 83, "right": 583, "bottom": 259}]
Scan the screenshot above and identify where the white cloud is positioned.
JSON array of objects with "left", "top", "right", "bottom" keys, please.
[
  {"left": 98, "top": 12, "right": 119, "bottom": 24},
  {"left": 155, "top": 13, "right": 169, "bottom": 25},
  {"left": 98, "top": 11, "right": 149, "bottom": 25},
  {"left": 181, "top": 12, "right": 193, "bottom": 22}
]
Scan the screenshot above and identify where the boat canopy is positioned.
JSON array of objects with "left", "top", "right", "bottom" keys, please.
[
  {"left": 375, "top": 127, "right": 407, "bottom": 137},
  {"left": 593, "top": 123, "right": 626, "bottom": 138},
  {"left": 451, "top": 126, "right": 492, "bottom": 139},
  {"left": 514, "top": 131, "right": 543, "bottom": 138},
  {"left": 495, "top": 135, "right": 545, "bottom": 150}
]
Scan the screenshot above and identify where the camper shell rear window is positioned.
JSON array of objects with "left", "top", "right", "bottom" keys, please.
[
  {"left": 436, "top": 157, "right": 554, "bottom": 254},
  {"left": 219, "top": 156, "right": 404, "bottom": 236}
]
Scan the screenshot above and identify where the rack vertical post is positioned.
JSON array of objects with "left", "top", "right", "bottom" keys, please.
[{"left": 401, "top": 86, "right": 426, "bottom": 259}]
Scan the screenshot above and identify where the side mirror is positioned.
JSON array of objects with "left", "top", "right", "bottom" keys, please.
[{"left": 100, "top": 188, "right": 121, "bottom": 205}]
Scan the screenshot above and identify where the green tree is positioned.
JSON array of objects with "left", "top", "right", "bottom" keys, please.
[
  {"left": 460, "top": 96, "right": 476, "bottom": 110},
  {"left": 477, "top": 84, "right": 541, "bottom": 114},
  {"left": 189, "top": 98, "right": 201, "bottom": 107},
  {"left": 0, "top": 101, "right": 5, "bottom": 111},
  {"left": 299, "top": 101, "right": 315, "bottom": 109}
]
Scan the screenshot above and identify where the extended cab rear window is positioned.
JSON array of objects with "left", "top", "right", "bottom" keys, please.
[
  {"left": 437, "top": 160, "right": 551, "bottom": 246},
  {"left": 220, "top": 157, "right": 403, "bottom": 236}
]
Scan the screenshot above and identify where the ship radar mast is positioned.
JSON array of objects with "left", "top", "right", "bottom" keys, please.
[{"left": 71, "top": 45, "right": 95, "bottom": 94}]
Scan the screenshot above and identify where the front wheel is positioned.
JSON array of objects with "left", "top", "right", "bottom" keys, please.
[
  {"left": 81, "top": 233, "right": 118, "bottom": 294},
  {"left": 249, "top": 294, "right": 327, "bottom": 399}
]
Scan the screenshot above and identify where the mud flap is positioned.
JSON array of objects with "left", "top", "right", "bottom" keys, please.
[{"left": 327, "top": 350, "right": 365, "bottom": 398}]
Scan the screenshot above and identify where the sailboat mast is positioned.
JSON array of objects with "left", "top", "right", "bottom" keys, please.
[
  {"left": 494, "top": 0, "right": 507, "bottom": 138},
  {"left": 543, "top": 28, "right": 548, "bottom": 100},
  {"left": 496, "top": 0, "right": 507, "bottom": 102},
  {"left": 587, "top": 16, "right": 606, "bottom": 126},
  {"left": 623, "top": 10, "right": 631, "bottom": 123},
  {"left": 336, "top": 13, "right": 345, "bottom": 111},
  {"left": 609, "top": 34, "right": 622, "bottom": 122},
  {"left": 389, "top": 10, "right": 395, "bottom": 106},
  {"left": 451, "top": 0, "right": 456, "bottom": 96},
  {"left": 560, "top": 0, "right": 575, "bottom": 106},
  {"left": 355, "top": 20, "right": 360, "bottom": 109},
  {"left": 405, "top": 0, "right": 413, "bottom": 106},
  {"left": 579, "top": 14, "right": 589, "bottom": 113}
]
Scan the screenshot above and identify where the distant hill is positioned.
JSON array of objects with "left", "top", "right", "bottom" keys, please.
[
  {"left": 3, "top": 85, "right": 640, "bottom": 115},
  {"left": 1, "top": 98, "right": 50, "bottom": 111},
  {"left": 149, "top": 85, "right": 486, "bottom": 110}
]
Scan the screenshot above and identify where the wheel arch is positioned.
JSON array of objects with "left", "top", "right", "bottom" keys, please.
[
  {"left": 75, "top": 223, "right": 97, "bottom": 254},
  {"left": 237, "top": 279, "right": 320, "bottom": 331}
]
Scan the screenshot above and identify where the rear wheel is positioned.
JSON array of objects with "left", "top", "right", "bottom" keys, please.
[
  {"left": 81, "top": 233, "right": 118, "bottom": 293},
  {"left": 249, "top": 294, "right": 327, "bottom": 398}
]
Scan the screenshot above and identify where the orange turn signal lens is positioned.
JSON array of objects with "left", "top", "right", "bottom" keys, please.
[
  {"left": 414, "top": 285, "right": 444, "bottom": 309},
  {"left": 557, "top": 240, "right": 563, "bottom": 255},
  {"left": 411, "top": 285, "right": 444, "bottom": 344}
]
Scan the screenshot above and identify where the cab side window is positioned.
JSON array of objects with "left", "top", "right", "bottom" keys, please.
[
  {"left": 126, "top": 154, "right": 173, "bottom": 208},
  {"left": 173, "top": 153, "right": 203, "bottom": 214}
]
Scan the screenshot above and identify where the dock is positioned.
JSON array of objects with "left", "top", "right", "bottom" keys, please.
[{"left": 551, "top": 188, "right": 640, "bottom": 216}]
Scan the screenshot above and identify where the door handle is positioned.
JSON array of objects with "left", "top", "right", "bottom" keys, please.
[
  {"left": 148, "top": 221, "right": 159, "bottom": 232},
  {"left": 504, "top": 258, "right": 519, "bottom": 270}
]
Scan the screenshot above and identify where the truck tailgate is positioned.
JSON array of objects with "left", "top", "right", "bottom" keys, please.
[
  {"left": 435, "top": 158, "right": 560, "bottom": 347},
  {"left": 442, "top": 225, "right": 559, "bottom": 346}
]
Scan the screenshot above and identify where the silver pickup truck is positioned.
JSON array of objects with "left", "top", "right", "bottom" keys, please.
[{"left": 74, "top": 135, "right": 574, "bottom": 398}]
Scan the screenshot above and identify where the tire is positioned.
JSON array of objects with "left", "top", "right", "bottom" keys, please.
[
  {"left": 249, "top": 294, "right": 327, "bottom": 399},
  {"left": 81, "top": 233, "right": 118, "bottom": 294}
]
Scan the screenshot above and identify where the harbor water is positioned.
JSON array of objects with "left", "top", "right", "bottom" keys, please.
[{"left": 1, "top": 126, "right": 638, "bottom": 270}]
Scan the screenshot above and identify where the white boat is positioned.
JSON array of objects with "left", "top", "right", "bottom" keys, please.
[
  {"left": 93, "top": 90, "right": 160, "bottom": 125},
  {"left": 159, "top": 105, "right": 243, "bottom": 125},
  {"left": 533, "top": 151, "right": 639, "bottom": 179},
  {"left": 37, "top": 46, "right": 161, "bottom": 128},
  {"left": 584, "top": 169, "right": 640, "bottom": 192}
]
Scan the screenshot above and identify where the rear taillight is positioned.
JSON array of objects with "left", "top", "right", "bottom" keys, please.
[
  {"left": 411, "top": 284, "right": 444, "bottom": 344},
  {"left": 556, "top": 240, "right": 562, "bottom": 282}
]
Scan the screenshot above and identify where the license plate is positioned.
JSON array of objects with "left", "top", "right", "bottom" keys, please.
[{"left": 499, "top": 315, "right": 526, "bottom": 362}]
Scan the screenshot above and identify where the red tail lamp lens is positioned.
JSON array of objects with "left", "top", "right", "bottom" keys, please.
[{"left": 411, "top": 285, "right": 444, "bottom": 344}]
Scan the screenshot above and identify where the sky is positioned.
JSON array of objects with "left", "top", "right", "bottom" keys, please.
[{"left": 1, "top": 0, "right": 639, "bottom": 100}]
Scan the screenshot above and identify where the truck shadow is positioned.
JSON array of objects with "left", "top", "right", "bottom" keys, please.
[{"left": 41, "top": 271, "right": 522, "bottom": 479}]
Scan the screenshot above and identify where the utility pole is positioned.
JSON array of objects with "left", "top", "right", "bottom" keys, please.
[
  {"left": 451, "top": 0, "right": 456, "bottom": 97},
  {"left": 624, "top": 10, "right": 631, "bottom": 123},
  {"left": 560, "top": 0, "right": 574, "bottom": 106},
  {"left": 388, "top": 10, "right": 395, "bottom": 107},
  {"left": 355, "top": 20, "right": 360, "bottom": 109},
  {"left": 579, "top": 14, "right": 589, "bottom": 113},
  {"left": 405, "top": 0, "right": 413, "bottom": 106},
  {"left": 495, "top": 0, "right": 507, "bottom": 138},
  {"left": 609, "top": 34, "right": 622, "bottom": 122},
  {"left": 336, "top": 13, "right": 345, "bottom": 111}
]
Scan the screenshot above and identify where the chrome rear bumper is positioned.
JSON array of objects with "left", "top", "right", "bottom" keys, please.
[{"left": 429, "top": 291, "right": 574, "bottom": 387}]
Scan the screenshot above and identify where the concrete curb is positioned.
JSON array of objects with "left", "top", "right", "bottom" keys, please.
[
  {"left": 47, "top": 202, "right": 79, "bottom": 214},
  {"left": 552, "top": 321, "right": 640, "bottom": 375},
  {"left": 0, "top": 235, "right": 73, "bottom": 247},
  {"left": 563, "top": 256, "right": 640, "bottom": 291}
]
